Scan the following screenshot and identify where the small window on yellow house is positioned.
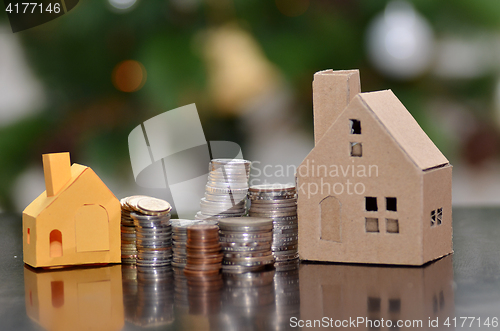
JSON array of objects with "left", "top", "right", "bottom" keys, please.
[
  {"left": 27, "top": 228, "right": 30, "bottom": 244},
  {"left": 49, "top": 230, "right": 63, "bottom": 257}
]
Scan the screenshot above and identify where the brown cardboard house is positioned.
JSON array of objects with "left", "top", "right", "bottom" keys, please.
[
  {"left": 23, "top": 152, "right": 121, "bottom": 268},
  {"left": 296, "top": 69, "right": 452, "bottom": 265}
]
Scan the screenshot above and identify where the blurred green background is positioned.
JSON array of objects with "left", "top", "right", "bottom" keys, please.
[{"left": 1, "top": 0, "right": 500, "bottom": 212}]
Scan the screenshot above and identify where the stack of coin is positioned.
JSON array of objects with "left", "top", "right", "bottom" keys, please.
[
  {"left": 195, "top": 159, "right": 251, "bottom": 220},
  {"left": 120, "top": 196, "right": 148, "bottom": 264},
  {"left": 171, "top": 219, "right": 200, "bottom": 269},
  {"left": 130, "top": 197, "right": 173, "bottom": 268},
  {"left": 219, "top": 217, "right": 275, "bottom": 273},
  {"left": 248, "top": 184, "right": 299, "bottom": 265},
  {"left": 184, "top": 224, "right": 223, "bottom": 276}
]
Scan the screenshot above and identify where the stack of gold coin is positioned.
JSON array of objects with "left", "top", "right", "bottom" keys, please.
[
  {"left": 121, "top": 196, "right": 148, "bottom": 264},
  {"left": 219, "top": 217, "right": 275, "bottom": 273},
  {"left": 130, "top": 196, "right": 173, "bottom": 268},
  {"left": 171, "top": 219, "right": 200, "bottom": 269},
  {"left": 195, "top": 159, "right": 251, "bottom": 221},
  {"left": 248, "top": 184, "right": 299, "bottom": 266},
  {"left": 184, "top": 224, "right": 223, "bottom": 277}
]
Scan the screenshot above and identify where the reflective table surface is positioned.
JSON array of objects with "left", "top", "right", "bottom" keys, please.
[{"left": 1, "top": 207, "right": 499, "bottom": 330}]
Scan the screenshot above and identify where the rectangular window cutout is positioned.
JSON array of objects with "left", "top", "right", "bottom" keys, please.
[
  {"left": 367, "top": 297, "right": 381, "bottom": 312},
  {"left": 437, "top": 208, "right": 442, "bottom": 225},
  {"left": 365, "top": 197, "right": 378, "bottom": 211},
  {"left": 27, "top": 228, "right": 30, "bottom": 244},
  {"left": 365, "top": 218, "right": 379, "bottom": 232},
  {"left": 388, "top": 298, "right": 401, "bottom": 313},
  {"left": 386, "top": 219, "right": 399, "bottom": 233},
  {"left": 350, "top": 142, "right": 362, "bottom": 157},
  {"left": 350, "top": 119, "right": 361, "bottom": 134},
  {"left": 386, "top": 197, "right": 397, "bottom": 211},
  {"left": 431, "top": 210, "right": 436, "bottom": 227}
]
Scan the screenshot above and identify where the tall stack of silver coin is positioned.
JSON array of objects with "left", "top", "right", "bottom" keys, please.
[
  {"left": 171, "top": 219, "right": 200, "bottom": 269},
  {"left": 195, "top": 159, "right": 251, "bottom": 221},
  {"left": 130, "top": 197, "right": 173, "bottom": 268},
  {"left": 248, "top": 184, "right": 299, "bottom": 266},
  {"left": 219, "top": 217, "right": 275, "bottom": 273},
  {"left": 121, "top": 196, "right": 143, "bottom": 264}
]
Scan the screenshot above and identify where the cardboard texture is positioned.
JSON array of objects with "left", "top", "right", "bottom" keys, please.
[
  {"left": 299, "top": 255, "right": 454, "bottom": 330},
  {"left": 23, "top": 152, "right": 121, "bottom": 268},
  {"left": 297, "top": 69, "right": 453, "bottom": 265},
  {"left": 24, "top": 265, "right": 124, "bottom": 331}
]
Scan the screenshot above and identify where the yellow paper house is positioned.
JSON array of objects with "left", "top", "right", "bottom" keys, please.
[
  {"left": 24, "top": 264, "right": 124, "bottom": 331},
  {"left": 297, "top": 69, "right": 452, "bottom": 265},
  {"left": 23, "top": 152, "right": 121, "bottom": 268}
]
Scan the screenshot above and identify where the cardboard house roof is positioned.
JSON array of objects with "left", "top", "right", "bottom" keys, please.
[{"left": 358, "top": 90, "right": 449, "bottom": 170}]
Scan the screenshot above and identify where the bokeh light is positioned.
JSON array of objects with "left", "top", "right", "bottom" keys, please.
[
  {"left": 275, "top": 0, "right": 309, "bottom": 17},
  {"left": 112, "top": 60, "right": 146, "bottom": 93},
  {"left": 108, "top": 0, "right": 137, "bottom": 12},
  {"left": 366, "top": 0, "right": 434, "bottom": 80}
]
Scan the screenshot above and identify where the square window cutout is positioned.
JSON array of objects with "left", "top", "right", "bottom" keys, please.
[
  {"left": 350, "top": 119, "right": 361, "bottom": 134},
  {"left": 386, "top": 219, "right": 399, "bottom": 233},
  {"left": 366, "top": 218, "right": 379, "bottom": 232},
  {"left": 365, "top": 197, "right": 378, "bottom": 211},
  {"left": 350, "top": 142, "right": 362, "bottom": 157},
  {"left": 386, "top": 197, "right": 397, "bottom": 211}
]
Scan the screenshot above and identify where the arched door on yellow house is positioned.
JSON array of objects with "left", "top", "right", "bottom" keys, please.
[{"left": 75, "top": 204, "right": 110, "bottom": 252}]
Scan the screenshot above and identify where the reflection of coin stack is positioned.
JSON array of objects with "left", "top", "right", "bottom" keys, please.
[
  {"left": 173, "top": 267, "right": 189, "bottom": 310},
  {"left": 219, "top": 217, "right": 275, "bottom": 273},
  {"left": 248, "top": 184, "right": 299, "bottom": 266},
  {"left": 130, "top": 197, "right": 173, "bottom": 268},
  {"left": 221, "top": 269, "right": 275, "bottom": 324},
  {"left": 120, "top": 196, "right": 144, "bottom": 264},
  {"left": 171, "top": 219, "right": 200, "bottom": 269},
  {"left": 271, "top": 267, "right": 300, "bottom": 330},
  {"left": 122, "top": 264, "right": 138, "bottom": 323},
  {"left": 135, "top": 266, "right": 175, "bottom": 327},
  {"left": 195, "top": 159, "right": 251, "bottom": 221}
]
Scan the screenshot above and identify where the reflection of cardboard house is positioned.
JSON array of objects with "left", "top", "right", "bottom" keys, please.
[
  {"left": 297, "top": 70, "right": 452, "bottom": 265},
  {"left": 23, "top": 152, "right": 121, "bottom": 268},
  {"left": 24, "top": 265, "right": 124, "bottom": 331},
  {"left": 299, "top": 256, "right": 454, "bottom": 330}
]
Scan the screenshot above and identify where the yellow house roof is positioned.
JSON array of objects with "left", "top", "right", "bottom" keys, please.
[
  {"left": 23, "top": 164, "right": 88, "bottom": 218},
  {"left": 359, "top": 90, "right": 449, "bottom": 170}
]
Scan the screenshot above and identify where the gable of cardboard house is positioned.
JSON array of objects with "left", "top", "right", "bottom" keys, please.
[
  {"left": 23, "top": 153, "right": 121, "bottom": 268},
  {"left": 296, "top": 69, "right": 452, "bottom": 266}
]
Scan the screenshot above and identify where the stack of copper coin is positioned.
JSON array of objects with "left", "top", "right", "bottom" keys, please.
[
  {"left": 195, "top": 159, "right": 251, "bottom": 221},
  {"left": 130, "top": 197, "right": 173, "bottom": 268},
  {"left": 184, "top": 224, "right": 224, "bottom": 314},
  {"left": 248, "top": 184, "right": 299, "bottom": 267},
  {"left": 219, "top": 217, "right": 275, "bottom": 273},
  {"left": 171, "top": 219, "right": 200, "bottom": 269},
  {"left": 184, "top": 224, "right": 223, "bottom": 276},
  {"left": 120, "top": 196, "right": 147, "bottom": 264}
]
